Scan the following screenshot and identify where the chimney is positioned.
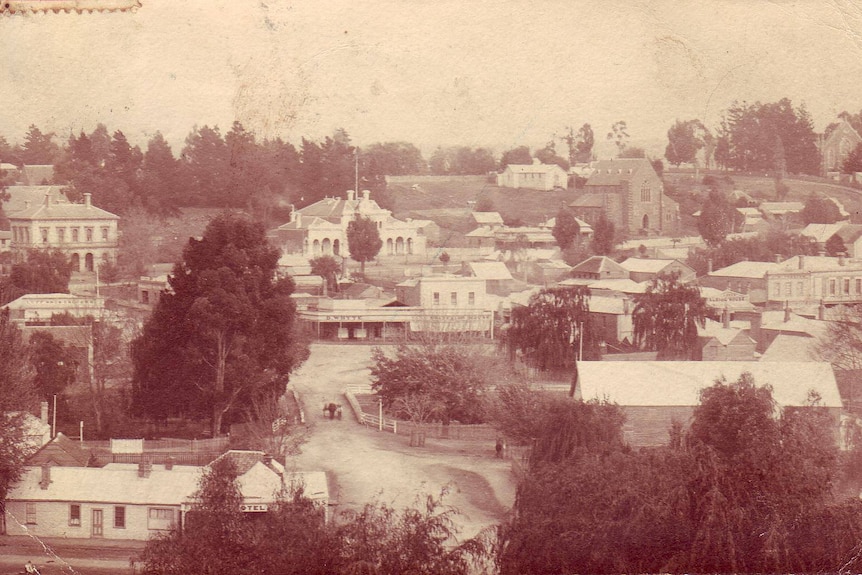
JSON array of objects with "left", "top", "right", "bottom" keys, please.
[
  {"left": 784, "top": 300, "right": 791, "bottom": 323},
  {"left": 798, "top": 255, "right": 804, "bottom": 270},
  {"left": 750, "top": 311, "right": 764, "bottom": 353},
  {"left": 346, "top": 190, "right": 356, "bottom": 201},
  {"left": 165, "top": 457, "right": 174, "bottom": 471},
  {"left": 707, "top": 258, "right": 713, "bottom": 274},
  {"left": 722, "top": 307, "right": 730, "bottom": 329},
  {"left": 138, "top": 459, "right": 152, "bottom": 478},
  {"left": 295, "top": 212, "right": 302, "bottom": 227},
  {"left": 44, "top": 192, "right": 51, "bottom": 207},
  {"left": 83, "top": 193, "right": 92, "bottom": 208},
  {"left": 362, "top": 189, "right": 370, "bottom": 201},
  {"left": 39, "top": 463, "right": 51, "bottom": 490},
  {"left": 839, "top": 253, "right": 846, "bottom": 266},
  {"left": 40, "top": 401, "right": 48, "bottom": 425},
  {"left": 819, "top": 299, "right": 826, "bottom": 321},
  {"left": 263, "top": 453, "right": 272, "bottom": 466}
]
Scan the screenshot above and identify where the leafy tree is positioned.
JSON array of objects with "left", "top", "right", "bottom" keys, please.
[
  {"left": 309, "top": 255, "right": 339, "bottom": 294},
  {"left": 607, "top": 120, "right": 630, "bottom": 155},
  {"left": 534, "top": 139, "right": 569, "bottom": 170},
  {"left": 551, "top": 206, "right": 580, "bottom": 250},
  {"left": 842, "top": 142, "right": 862, "bottom": 174},
  {"left": 801, "top": 194, "right": 843, "bottom": 224},
  {"left": 498, "top": 146, "right": 532, "bottom": 170},
  {"left": 28, "top": 331, "right": 77, "bottom": 402},
  {"left": 590, "top": 214, "right": 616, "bottom": 255},
  {"left": 665, "top": 119, "right": 711, "bottom": 167},
  {"left": 21, "top": 124, "right": 60, "bottom": 165},
  {"left": 10, "top": 249, "right": 73, "bottom": 294},
  {"left": 181, "top": 125, "right": 229, "bottom": 207},
  {"left": 687, "top": 227, "right": 819, "bottom": 276},
  {"left": 697, "top": 188, "right": 743, "bottom": 246},
  {"left": 720, "top": 98, "right": 820, "bottom": 175},
  {"left": 826, "top": 233, "right": 847, "bottom": 257},
  {"left": 632, "top": 272, "right": 707, "bottom": 360},
  {"left": 651, "top": 158, "right": 664, "bottom": 177},
  {"left": 346, "top": 216, "right": 382, "bottom": 275},
  {"left": 116, "top": 209, "right": 159, "bottom": 279},
  {"left": 370, "top": 344, "right": 492, "bottom": 424},
  {"left": 429, "top": 146, "right": 496, "bottom": 175},
  {"left": 474, "top": 195, "right": 494, "bottom": 212},
  {"left": 563, "top": 123, "right": 594, "bottom": 164},
  {"left": 139, "top": 132, "right": 182, "bottom": 216},
  {"left": 361, "top": 141, "right": 426, "bottom": 176},
  {"left": 0, "top": 309, "right": 37, "bottom": 513},
  {"left": 506, "top": 286, "right": 599, "bottom": 371},
  {"left": 131, "top": 214, "right": 308, "bottom": 435}
]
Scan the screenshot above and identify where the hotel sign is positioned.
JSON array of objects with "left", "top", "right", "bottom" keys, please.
[{"left": 240, "top": 503, "right": 269, "bottom": 513}]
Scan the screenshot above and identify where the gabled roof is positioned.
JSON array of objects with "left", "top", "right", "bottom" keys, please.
[
  {"left": 585, "top": 158, "right": 656, "bottom": 187},
  {"left": 558, "top": 277, "right": 648, "bottom": 294},
  {"left": 466, "top": 226, "right": 496, "bottom": 238},
  {"left": 619, "top": 257, "right": 687, "bottom": 274},
  {"left": 576, "top": 361, "right": 841, "bottom": 408},
  {"left": 471, "top": 212, "right": 504, "bottom": 225},
  {"left": 775, "top": 255, "right": 862, "bottom": 273},
  {"left": 800, "top": 223, "right": 846, "bottom": 244},
  {"left": 209, "top": 450, "right": 284, "bottom": 476},
  {"left": 503, "top": 162, "right": 567, "bottom": 175},
  {"left": 708, "top": 260, "right": 779, "bottom": 279},
  {"left": 570, "top": 256, "right": 628, "bottom": 276},
  {"left": 3, "top": 186, "right": 66, "bottom": 215},
  {"left": 836, "top": 224, "right": 862, "bottom": 245},
  {"left": 698, "top": 320, "right": 754, "bottom": 346},
  {"left": 760, "top": 333, "right": 818, "bottom": 362},
  {"left": 27, "top": 432, "right": 92, "bottom": 467},
  {"left": 468, "top": 261, "right": 513, "bottom": 281},
  {"left": 824, "top": 118, "right": 862, "bottom": 146},
  {"left": 9, "top": 194, "right": 118, "bottom": 221}
]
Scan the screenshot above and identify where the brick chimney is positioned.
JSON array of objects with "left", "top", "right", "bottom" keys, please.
[
  {"left": 819, "top": 299, "right": 826, "bottom": 321},
  {"left": 361, "top": 189, "right": 370, "bottom": 201},
  {"left": 798, "top": 255, "right": 805, "bottom": 270},
  {"left": 707, "top": 258, "right": 713, "bottom": 274},
  {"left": 84, "top": 193, "right": 92, "bottom": 208},
  {"left": 722, "top": 307, "right": 730, "bottom": 329},
  {"left": 784, "top": 300, "right": 791, "bottom": 323},
  {"left": 39, "top": 463, "right": 51, "bottom": 490},
  {"left": 40, "top": 401, "right": 49, "bottom": 425},
  {"left": 346, "top": 190, "right": 356, "bottom": 201},
  {"left": 138, "top": 459, "right": 152, "bottom": 478}
]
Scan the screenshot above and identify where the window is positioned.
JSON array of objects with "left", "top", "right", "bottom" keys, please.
[
  {"left": 797, "top": 282, "right": 804, "bottom": 296},
  {"left": 845, "top": 278, "right": 852, "bottom": 295},
  {"left": 40, "top": 228, "right": 49, "bottom": 243},
  {"left": 640, "top": 181, "right": 651, "bottom": 202},
  {"left": 72, "top": 228, "right": 79, "bottom": 242},
  {"left": 774, "top": 283, "right": 781, "bottom": 297},
  {"left": 148, "top": 507, "right": 174, "bottom": 531},
  {"left": 57, "top": 228, "right": 65, "bottom": 243},
  {"left": 785, "top": 282, "right": 791, "bottom": 296},
  {"left": 101, "top": 227, "right": 109, "bottom": 241},
  {"left": 141, "top": 290, "right": 150, "bottom": 305},
  {"left": 69, "top": 504, "right": 81, "bottom": 526},
  {"left": 856, "top": 279, "right": 861, "bottom": 294},
  {"left": 451, "top": 292, "right": 457, "bottom": 306},
  {"left": 830, "top": 279, "right": 837, "bottom": 296},
  {"left": 433, "top": 292, "right": 440, "bottom": 306},
  {"left": 468, "top": 291, "right": 475, "bottom": 306},
  {"left": 114, "top": 506, "right": 126, "bottom": 529},
  {"left": 85, "top": 228, "right": 93, "bottom": 242},
  {"left": 26, "top": 503, "right": 36, "bottom": 525}
]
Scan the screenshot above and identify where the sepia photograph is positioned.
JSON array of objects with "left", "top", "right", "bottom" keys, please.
[{"left": 3, "top": 1, "right": 862, "bottom": 573}]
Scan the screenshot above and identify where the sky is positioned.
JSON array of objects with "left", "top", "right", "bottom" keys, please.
[{"left": 3, "top": 0, "right": 862, "bottom": 159}]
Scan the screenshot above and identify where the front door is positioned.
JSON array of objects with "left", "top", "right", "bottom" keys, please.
[{"left": 92, "top": 509, "right": 103, "bottom": 537}]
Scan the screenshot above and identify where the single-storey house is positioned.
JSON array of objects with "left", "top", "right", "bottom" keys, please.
[
  {"left": 574, "top": 361, "right": 842, "bottom": 447},
  {"left": 618, "top": 258, "right": 696, "bottom": 284},
  {"left": 570, "top": 256, "right": 629, "bottom": 281},
  {"left": 496, "top": 161, "right": 568, "bottom": 191}
]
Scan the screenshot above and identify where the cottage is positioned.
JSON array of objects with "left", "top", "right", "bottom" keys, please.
[
  {"left": 570, "top": 256, "right": 629, "bottom": 281},
  {"left": 618, "top": 258, "right": 696, "bottom": 283},
  {"left": 574, "top": 362, "right": 842, "bottom": 447},
  {"left": 496, "top": 160, "right": 568, "bottom": 191}
]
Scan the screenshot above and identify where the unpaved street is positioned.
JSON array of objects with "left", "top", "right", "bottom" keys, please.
[{"left": 288, "top": 344, "right": 516, "bottom": 540}]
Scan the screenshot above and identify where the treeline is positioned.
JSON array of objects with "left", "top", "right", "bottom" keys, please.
[{"left": 496, "top": 375, "right": 862, "bottom": 574}]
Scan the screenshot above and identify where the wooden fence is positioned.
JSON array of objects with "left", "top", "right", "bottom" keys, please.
[{"left": 97, "top": 451, "right": 221, "bottom": 466}]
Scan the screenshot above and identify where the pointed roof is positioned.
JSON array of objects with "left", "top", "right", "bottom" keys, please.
[
  {"left": 9, "top": 193, "right": 118, "bottom": 221},
  {"left": 27, "top": 432, "right": 92, "bottom": 467},
  {"left": 585, "top": 158, "right": 656, "bottom": 187},
  {"left": 570, "top": 256, "right": 628, "bottom": 276}
]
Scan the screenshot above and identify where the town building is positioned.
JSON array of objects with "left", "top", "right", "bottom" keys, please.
[
  {"left": 695, "top": 314, "right": 756, "bottom": 361},
  {"left": 821, "top": 118, "right": 862, "bottom": 175},
  {"left": 2, "top": 451, "right": 328, "bottom": 540},
  {"left": 699, "top": 260, "right": 780, "bottom": 304},
  {"left": 574, "top": 361, "right": 842, "bottom": 447},
  {"left": 759, "top": 201, "right": 804, "bottom": 224},
  {"left": 8, "top": 191, "right": 119, "bottom": 273},
  {"left": 27, "top": 432, "right": 94, "bottom": 468},
  {"left": 569, "top": 158, "right": 679, "bottom": 236},
  {"left": 268, "top": 190, "right": 427, "bottom": 259},
  {"left": 4, "top": 293, "right": 105, "bottom": 325},
  {"left": 764, "top": 255, "right": 862, "bottom": 309},
  {"left": 618, "top": 257, "right": 696, "bottom": 283},
  {"left": 496, "top": 160, "right": 568, "bottom": 191}
]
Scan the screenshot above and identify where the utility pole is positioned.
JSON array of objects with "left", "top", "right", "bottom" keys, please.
[{"left": 355, "top": 148, "right": 359, "bottom": 193}]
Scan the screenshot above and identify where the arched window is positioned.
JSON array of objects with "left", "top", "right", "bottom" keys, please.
[
  {"left": 333, "top": 239, "right": 340, "bottom": 256},
  {"left": 642, "top": 214, "right": 650, "bottom": 230},
  {"left": 395, "top": 237, "right": 404, "bottom": 255},
  {"left": 386, "top": 238, "right": 394, "bottom": 255},
  {"left": 312, "top": 239, "right": 321, "bottom": 256},
  {"left": 640, "top": 181, "right": 651, "bottom": 202},
  {"left": 407, "top": 238, "right": 414, "bottom": 255},
  {"left": 85, "top": 253, "right": 95, "bottom": 272},
  {"left": 322, "top": 238, "right": 331, "bottom": 255},
  {"left": 71, "top": 253, "right": 80, "bottom": 272}
]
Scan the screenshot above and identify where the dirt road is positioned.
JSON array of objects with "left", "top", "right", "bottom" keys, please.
[{"left": 288, "top": 344, "right": 516, "bottom": 540}]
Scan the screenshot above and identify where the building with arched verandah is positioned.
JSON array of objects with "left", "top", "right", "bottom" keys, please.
[
  {"left": 8, "top": 191, "right": 119, "bottom": 273},
  {"left": 268, "top": 189, "right": 427, "bottom": 260}
]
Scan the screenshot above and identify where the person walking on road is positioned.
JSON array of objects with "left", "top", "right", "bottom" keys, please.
[{"left": 24, "top": 560, "right": 40, "bottom": 574}]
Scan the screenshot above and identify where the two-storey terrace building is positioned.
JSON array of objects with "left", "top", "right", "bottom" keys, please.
[{"left": 8, "top": 192, "right": 119, "bottom": 272}]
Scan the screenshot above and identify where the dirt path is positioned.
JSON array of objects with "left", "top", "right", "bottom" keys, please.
[{"left": 287, "top": 344, "right": 516, "bottom": 540}]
